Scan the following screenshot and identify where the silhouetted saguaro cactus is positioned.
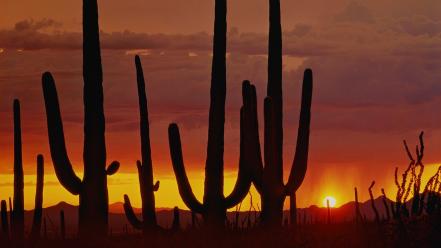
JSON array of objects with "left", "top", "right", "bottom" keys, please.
[
  {"left": 168, "top": 0, "right": 252, "bottom": 228},
  {"left": 123, "top": 56, "right": 160, "bottom": 233},
  {"left": 60, "top": 210, "right": 65, "bottom": 240},
  {"left": 1, "top": 200, "right": 8, "bottom": 238},
  {"left": 171, "top": 207, "right": 181, "bottom": 231},
  {"left": 242, "top": 0, "right": 313, "bottom": 227},
  {"left": 29, "top": 155, "right": 44, "bottom": 241},
  {"left": 246, "top": 68, "right": 313, "bottom": 227},
  {"left": 12, "top": 99, "right": 24, "bottom": 241},
  {"left": 368, "top": 181, "right": 380, "bottom": 223},
  {"left": 41, "top": 0, "right": 119, "bottom": 237}
]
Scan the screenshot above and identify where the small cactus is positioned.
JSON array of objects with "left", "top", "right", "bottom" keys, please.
[
  {"left": 60, "top": 210, "right": 65, "bottom": 240},
  {"left": 171, "top": 207, "right": 181, "bottom": 231},
  {"left": 354, "top": 187, "right": 362, "bottom": 223},
  {"left": 30, "top": 155, "right": 44, "bottom": 241},
  {"left": 1, "top": 200, "right": 8, "bottom": 239}
]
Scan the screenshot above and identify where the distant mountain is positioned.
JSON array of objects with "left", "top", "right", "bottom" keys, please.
[
  {"left": 14, "top": 197, "right": 401, "bottom": 237},
  {"left": 108, "top": 202, "right": 172, "bottom": 214}
]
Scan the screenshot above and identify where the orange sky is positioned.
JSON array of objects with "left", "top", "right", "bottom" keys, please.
[{"left": 0, "top": 0, "right": 441, "bottom": 210}]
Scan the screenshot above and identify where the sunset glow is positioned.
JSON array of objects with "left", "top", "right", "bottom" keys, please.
[
  {"left": 323, "top": 196, "right": 337, "bottom": 208},
  {"left": 0, "top": 0, "right": 440, "bottom": 212}
]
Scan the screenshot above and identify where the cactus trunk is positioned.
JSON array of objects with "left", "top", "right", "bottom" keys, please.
[
  {"left": 12, "top": 100, "right": 24, "bottom": 241},
  {"left": 203, "top": 0, "right": 227, "bottom": 227},
  {"left": 80, "top": 0, "right": 108, "bottom": 237},
  {"left": 41, "top": 0, "right": 119, "bottom": 238},
  {"left": 289, "top": 192, "right": 296, "bottom": 226}
]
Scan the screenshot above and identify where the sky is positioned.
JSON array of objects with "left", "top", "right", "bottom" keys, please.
[{"left": 0, "top": 0, "right": 440, "bottom": 210}]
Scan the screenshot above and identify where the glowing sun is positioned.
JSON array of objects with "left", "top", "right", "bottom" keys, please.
[{"left": 323, "top": 196, "right": 337, "bottom": 208}]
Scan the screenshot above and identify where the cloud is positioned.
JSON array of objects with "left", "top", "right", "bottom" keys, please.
[
  {"left": 334, "top": 1, "right": 374, "bottom": 23},
  {"left": 14, "top": 18, "right": 62, "bottom": 32},
  {"left": 0, "top": 0, "right": 440, "bottom": 177}
]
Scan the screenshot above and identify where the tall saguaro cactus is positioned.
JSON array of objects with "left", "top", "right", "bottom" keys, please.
[
  {"left": 244, "top": 0, "right": 313, "bottom": 227},
  {"left": 12, "top": 100, "right": 24, "bottom": 240},
  {"left": 168, "top": 0, "right": 252, "bottom": 228},
  {"left": 41, "top": 0, "right": 119, "bottom": 237},
  {"left": 123, "top": 56, "right": 160, "bottom": 232},
  {"left": 30, "top": 155, "right": 44, "bottom": 240}
]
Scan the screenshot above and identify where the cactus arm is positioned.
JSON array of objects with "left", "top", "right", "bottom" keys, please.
[
  {"left": 106, "top": 161, "right": 120, "bottom": 176},
  {"left": 30, "top": 155, "right": 44, "bottom": 240},
  {"left": 153, "top": 181, "right": 160, "bottom": 191},
  {"left": 224, "top": 107, "right": 252, "bottom": 208},
  {"left": 123, "top": 195, "right": 143, "bottom": 230},
  {"left": 42, "top": 72, "right": 82, "bottom": 195},
  {"left": 285, "top": 69, "right": 313, "bottom": 193},
  {"left": 168, "top": 124, "right": 205, "bottom": 213},
  {"left": 247, "top": 84, "right": 264, "bottom": 193}
]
